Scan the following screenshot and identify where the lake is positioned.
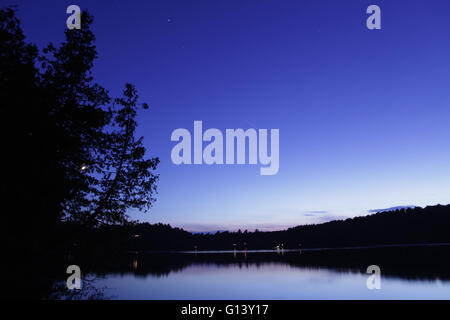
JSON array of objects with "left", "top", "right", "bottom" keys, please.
[{"left": 56, "top": 245, "right": 450, "bottom": 299}]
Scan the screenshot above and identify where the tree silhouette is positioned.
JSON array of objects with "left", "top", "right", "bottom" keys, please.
[
  {"left": 78, "top": 84, "right": 159, "bottom": 227},
  {"left": 1, "top": 7, "right": 159, "bottom": 249},
  {"left": 80, "top": 204, "right": 449, "bottom": 252}
]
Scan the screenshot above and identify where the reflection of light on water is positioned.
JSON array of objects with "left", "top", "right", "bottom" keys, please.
[{"left": 82, "top": 248, "right": 450, "bottom": 300}]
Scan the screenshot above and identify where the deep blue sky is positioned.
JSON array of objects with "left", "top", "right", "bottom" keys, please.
[{"left": 8, "top": 0, "right": 450, "bottom": 231}]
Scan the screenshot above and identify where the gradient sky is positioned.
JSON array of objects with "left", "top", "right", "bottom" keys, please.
[{"left": 8, "top": 0, "right": 450, "bottom": 232}]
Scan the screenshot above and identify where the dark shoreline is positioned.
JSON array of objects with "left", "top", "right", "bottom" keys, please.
[{"left": 132, "top": 242, "right": 450, "bottom": 254}]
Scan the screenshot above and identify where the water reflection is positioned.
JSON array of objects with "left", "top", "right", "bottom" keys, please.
[{"left": 54, "top": 245, "right": 450, "bottom": 299}]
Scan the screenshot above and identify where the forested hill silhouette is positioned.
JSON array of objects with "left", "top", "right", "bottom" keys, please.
[{"left": 75, "top": 204, "right": 450, "bottom": 252}]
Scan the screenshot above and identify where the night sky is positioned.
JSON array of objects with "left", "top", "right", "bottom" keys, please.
[{"left": 8, "top": 0, "right": 450, "bottom": 232}]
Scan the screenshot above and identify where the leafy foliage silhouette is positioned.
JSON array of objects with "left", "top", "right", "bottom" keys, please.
[
  {"left": 2, "top": 7, "right": 158, "bottom": 233},
  {"left": 1, "top": 7, "right": 158, "bottom": 297}
]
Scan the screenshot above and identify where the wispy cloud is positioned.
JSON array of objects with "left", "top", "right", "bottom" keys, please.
[
  {"left": 175, "top": 212, "right": 354, "bottom": 233},
  {"left": 178, "top": 223, "right": 297, "bottom": 233},
  {"left": 303, "top": 210, "right": 329, "bottom": 216}
]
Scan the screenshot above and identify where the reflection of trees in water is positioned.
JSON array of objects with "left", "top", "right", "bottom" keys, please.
[
  {"left": 80, "top": 245, "right": 450, "bottom": 282},
  {"left": 44, "top": 246, "right": 450, "bottom": 299},
  {"left": 46, "top": 276, "right": 111, "bottom": 300}
]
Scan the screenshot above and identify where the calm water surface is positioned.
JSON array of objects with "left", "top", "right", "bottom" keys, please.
[{"left": 71, "top": 246, "right": 450, "bottom": 299}]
